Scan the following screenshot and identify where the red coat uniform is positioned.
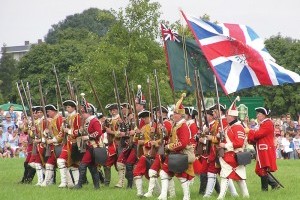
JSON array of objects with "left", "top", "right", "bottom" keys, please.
[
  {"left": 248, "top": 118, "right": 277, "bottom": 176},
  {"left": 149, "top": 118, "right": 172, "bottom": 172},
  {"left": 29, "top": 117, "right": 47, "bottom": 165},
  {"left": 220, "top": 120, "right": 246, "bottom": 180},
  {"left": 162, "top": 119, "right": 194, "bottom": 180},
  {"left": 126, "top": 118, "right": 146, "bottom": 165},
  {"left": 187, "top": 119, "right": 198, "bottom": 147},
  {"left": 81, "top": 116, "right": 103, "bottom": 165}
]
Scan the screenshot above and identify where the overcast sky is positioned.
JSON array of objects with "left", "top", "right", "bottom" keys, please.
[{"left": 1, "top": 0, "right": 299, "bottom": 47}]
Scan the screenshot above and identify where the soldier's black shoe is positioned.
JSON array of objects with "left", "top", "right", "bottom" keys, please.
[
  {"left": 89, "top": 165, "right": 100, "bottom": 190},
  {"left": 261, "top": 175, "right": 269, "bottom": 191}
]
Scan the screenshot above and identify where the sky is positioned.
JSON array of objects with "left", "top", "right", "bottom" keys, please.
[{"left": 0, "top": 0, "right": 300, "bottom": 47}]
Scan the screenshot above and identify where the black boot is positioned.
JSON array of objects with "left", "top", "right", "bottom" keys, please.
[
  {"left": 53, "top": 168, "right": 56, "bottom": 184},
  {"left": 261, "top": 175, "right": 269, "bottom": 191},
  {"left": 103, "top": 166, "right": 111, "bottom": 186},
  {"left": 74, "top": 164, "right": 88, "bottom": 189},
  {"left": 25, "top": 165, "right": 36, "bottom": 184},
  {"left": 99, "top": 168, "right": 105, "bottom": 184},
  {"left": 268, "top": 174, "right": 280, "bottom": 190},
  {"left": 82, "top": 173, "right": 89, "bottom": 185},
  {"left": 199, "top": 173, "right": 207, "bottom": 195},
  {"left": 214, "top": 177, "right": 220, "bottom": 194},
  {"left": 88, "top": 165, "right": 100, "bottom": 189},
  {"left": 18, "top": 162, "right": 29, "bottom": 184},
  {"left": 125, "top": 164, "right": 133, "bottom": 189}
]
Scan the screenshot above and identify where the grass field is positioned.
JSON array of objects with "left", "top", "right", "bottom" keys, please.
[{"left": 0, "top": 159, "right": 299, "bottom": 200}]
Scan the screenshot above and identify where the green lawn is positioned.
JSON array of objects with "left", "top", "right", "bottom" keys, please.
[{"left": 0, "top": 158, "right": 299, "bottom": 200}]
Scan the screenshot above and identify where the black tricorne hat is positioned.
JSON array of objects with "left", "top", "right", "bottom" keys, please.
[
  {"left": 152, "top": 106, "right": 168, "bottom": 114},
  {"left": 63, "top": 100, "right": 77, "bottom": 108},
  {"left": 105, "top": 103, "right": 119, "bottom": 110},
  {"left": 138, "top": 110, "right": 151, "bottom": 118},
  {"left": 255, "top": 107, "right": 271, "bottom": 116},
  {"left": 210, "top": 104, "right": 226, "bottom": 112},
  {"left": 45, "top": 104, "right": 57, "bottom": 111},
  {"left": 32, "top": 106, "right": 42, "bottom": 112}
]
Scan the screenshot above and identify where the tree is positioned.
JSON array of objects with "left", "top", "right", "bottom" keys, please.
[
  {"left": 16, "top": 8, "right": 116, "bottom": 105},
  {"left": 0, "top": 50, "right": 18, "bottom": 103},
  {"left": 74, "top": 0, "right": 174, "bottom": 108},
  {"left": 45, "top": 8, "right": 116, "bottom": 44}
]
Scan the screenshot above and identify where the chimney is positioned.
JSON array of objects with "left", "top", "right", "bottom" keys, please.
[
  {"left": 25, "top": 41, "right": 30, "bottom": 45},
  {"left": 38, "top": 39, "right": 42, "bottom": 44}
]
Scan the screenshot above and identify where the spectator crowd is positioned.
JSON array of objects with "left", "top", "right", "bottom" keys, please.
[{"left": 0, "top": 106, "right": 27, "bottom": 158}]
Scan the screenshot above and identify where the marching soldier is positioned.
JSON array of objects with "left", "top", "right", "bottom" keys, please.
[
  {"left": 144, "top": 106, "right": 173, "bottom": 198},
  {"left": 246, "top": 107, "right": 280, "bottom": 191},
  {"left": 74, "top": 102, "right": 102, "bottom": 189},
  {"left": 124, "top": 85, "right": 147, "bottom": 189},
  {"left": 133, "top": 110, "right": 155, "bottom": 197},
  {"left": 57, "top": 100, "right": 81, "bottom": 188},
  {"left": 113, "top": 102, "right": 134, "bottom": 188},
  {"left": 30, "top": 106, "right": 47, "bottom": 186},
  {"left": 209, "top": 104, "right": 238, "bottom": 197},
  {"left": 158, "top": 93, "right": 195, "bottom": 200},
  {"left": 217, "top": 99, "right": 249, "bottom": 199},
  {"left": 41, "top": 104, "right": 63, "bottom": 187},
  {"left": 197, "top": 109, "right": 221, "bottom": 196},
  {"left": 103, "top": 103, "right": 119, "bottom": 187}
]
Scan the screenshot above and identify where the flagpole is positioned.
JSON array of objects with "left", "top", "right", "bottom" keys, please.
[{"left": 214, "top": 75, "right": 224, "bottom": 134}]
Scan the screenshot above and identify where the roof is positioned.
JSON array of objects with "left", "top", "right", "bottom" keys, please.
[{"left": 1, "top": 45, "right": 31, "bottom": 54}]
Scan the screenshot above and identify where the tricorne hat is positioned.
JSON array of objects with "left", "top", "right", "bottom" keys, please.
[
  {"left": 45, "top": 104, "right": 57, "bottom": 111},
  {"left": 32, "top": 106, "right": 42, "bottom": 112},
  {"left": 138, "top": 110, "right": 151, "bottom": 118},
  {"left": 105, "top": 103, "right": 119, "bottom": 110},
  {"left": 255, "top": 107, "right": 271, "bottom": 116},
  {"left": 63, "top": 100, "right": 77, "bottom": 108},
  {"left": 152, "top": 106, "right": 168, "bottom": 114},
  {"left": 174, "top": 93, "right": 186, "bottom": 115}
]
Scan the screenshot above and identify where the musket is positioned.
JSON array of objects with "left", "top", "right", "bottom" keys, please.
[
  {"left": 26, "top": 82, "right": 38, "bottom": 155},
  {"left": 53, "top": 65, "right": 69, "bottom": 145},
  {"left": 130, "top": 83, "right": 139, "bottom": 127},
  {"left": 112, "top": 70, "right": 127, "bottom": 133},
  {"left": 38, "top": 80, "right": 51, "bottom": 157},
  {"left": 88, "top": 79, "right": 106, "bottom": 116},
  {"left": 196, "top": 70, "right": 212, "bottom": 155},
  {"left": 124, "top": 68, "right": 134, "bottom": 127},
  {"left": 53, "top": 65, "right": 66, "bottom": 117},
  {"left": 153, "top": 69, "right": 166, "bottom": 156},
  {"left": 194, "top": 69, "right": 205, "bottom": 156},
  {"left": 16, "top": 82, "right": 28, "bottom": 121},
  {"left": 21, "top": 80, "right": 29, "bottom": 107},
  {"left": 66, "top": 78, "right": 75, "bottom": 100},
  {"left": 214, "top": 75, "right": 225, "bottom": 158},
  {"left": 78, "top": 93, "right": 87, "bottom": 153},
  {"left": 16, "top": 81, "right": 34, "bottom": 147},
  {"left": 147, "top": 75, "right": 156, "bottom": 158}
]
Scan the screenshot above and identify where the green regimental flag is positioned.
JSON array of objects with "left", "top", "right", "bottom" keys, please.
[{"left": 162, "top": 24, "right": 216, "bottom": 92}]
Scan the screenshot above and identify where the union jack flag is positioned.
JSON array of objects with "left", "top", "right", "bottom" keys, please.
[
  {"left": 181, "top": 11, "right": 300, "bottom": 95},
  {"left": 161, "top": 24, "right": 179, "bottom": 42}
]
